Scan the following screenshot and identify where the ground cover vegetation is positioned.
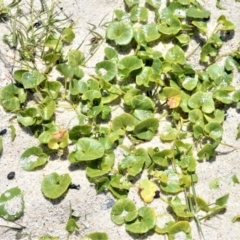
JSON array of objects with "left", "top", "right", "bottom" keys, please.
[{"left": 1, "top": 0, "right": 240, "bottom": 239}]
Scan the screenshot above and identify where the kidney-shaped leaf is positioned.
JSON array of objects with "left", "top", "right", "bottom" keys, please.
[
  {"left": 186, "top": 6, "right": 210, "bottom": 19},
  {"left": 68, "top": 138, "right": 104, "bottom": 162},
  {"left": 188, "top": 91, "right": 215, "bottom": 113},
  {"left": 0, "top": 187, "right": 24, "bottom": 221},
  {"left": 20, "top": 146, "right": 48, "bottom": 171},
  {"left": 106, "top": 21, "right": 133, "bottom": 45},
  {"left": 158, "top": 17, "right": 181, "bottom": 35},
  {"left": 111, "top": 113, "right": 136, "bottom": 135},
  {"left": 41, "top": 172, "right": 72, "bottom": 199},
  {"left": 131, "top": 95, "right": 155, "bottom": 111},
  {"left": 117, "top": 56, "right": 143, "bottom": 78},
  {"left": 130, "top": 6, "right": 148, "bottom": 22},
  {"left": 142, "top": 23, "right": 160, "bottom": 42},
  {"left": 133, "top": 118, "right": 159, "bottom": 140},
  {"left": 111, "top": 198, "right": 138, "bottom": 225},
  {"left": 21, "top": 70, "right": 45, "bottom": 89},
  {"left": 95, "top": 60, "right": 117, "bottom": 81},
  {"left": 0, "top": 84, "right": 26, "bottom": 111},
  {"left": 126, "top": 206, "right": 156, "bottom": 234},
  {"left": 204, "top": 122, "right": 223, "bottom": 140},
  {"left": 165, "top": 45, "right": 186, "bottom": 65}
]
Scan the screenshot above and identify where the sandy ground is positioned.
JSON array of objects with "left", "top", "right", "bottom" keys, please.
[{"left": 1, "top": 0, "right": 240, "bottom": 239}]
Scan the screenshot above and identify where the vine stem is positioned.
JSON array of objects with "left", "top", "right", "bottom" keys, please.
[{"left": 220, "top": 142, "right": 240, "bottom": 150}]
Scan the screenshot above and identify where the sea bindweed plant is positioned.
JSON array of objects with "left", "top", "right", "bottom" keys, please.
[{"left": 1, "top": 0, "right": 240, "bottom": 238}]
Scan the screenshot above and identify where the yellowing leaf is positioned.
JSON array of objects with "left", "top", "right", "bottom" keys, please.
[
  {"left": 139, "top": 179, "right": 157, "bottom": 203},
  {"left": 51, "top": 128, "right": 68, "bottom": 141},
  {"left": 167, "top": 95, "right": 181, "bottom": 108}
]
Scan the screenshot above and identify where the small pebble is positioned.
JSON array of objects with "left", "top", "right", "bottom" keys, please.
[
  {"left": 33, "top": 21, "right": 42, "bottom": 28},
  {"left": 7, "top": 171, "right": 15, "bottom": 180},
  {"left": 154, "top": 190, "right": 160, "bottom": 199},
  {"left": 69, "top": 183, "right": 80, "bottom": 190},
  {"left": 0, "top": 129, "right": 7, "bottom": 135}
]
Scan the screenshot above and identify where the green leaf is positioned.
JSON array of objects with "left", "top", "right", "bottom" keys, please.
[
  {"left": 44, "top": 81, "right": 62, "bottom": 99},
  {"left": 160, "top": 125, "right": 178, "bottom": 141},
  {"left": 152, "top": 149, "right": 173, "bottom": 167},
  {"left": 209, "top": 178, "right": 220, "bottom": 189},
  {"left": 188, "top": 91, "right": 215, "bottom": 113},
  {"left": 86, "top": 152, "right": 115, "bottom": 178},
  {"left": 186, "top": 6, "right": 210, "bottom": 19},
  {"left": 232, "top": 215, "right": 240, "bottom": 223},
  {"left": 17, "top": 107, "right": 39, "bottom": 126},
  {"left": 13, "top": 69, "right": 28, "bottom": 84},
  {"left": 192, "top": 21, "right": 208, "bottom": 33},
  {"left": 20, "top": 146, "right": 48, "bottom": 171},
  {"left": 232, "top": 174, "right": 240, "bottom": 184},
  {"left": 111, "top": 198, "right": 138, "bottom": 225},
  {"left": 68, "top": 50, "right": 85, "bottom": 67},
  {"left": 168, "top": 221, "right": 192, "bottom": 239},
  {"left": 126, "top": 206, "right": 156, "bottom": 234},
  {"left": 161, "top": 2, "right": 186, "bottom": 19},
  {"left": 182, "top": 75, "right": 198, "bottom": 91},
  {"left": 119, "top": 149, "right": 147, "bottom": 176},
  {"left": 217, "top": 15, "right": 235, "bottom": 31},
  {"left": 130, "top": 6, "right": 148, "bottom": 22},
  {"left": 188, "top": 109, "right": 203, "bottom": 123},
  {"left": 213, "top": 90, "right": 232, "bottom": 104},
  {"left": 41, "top": 173, "right": 71, "bottom": 199},
  {"left": 56, "top": 63, "right": 74, "bottom": 78},
  {"left": 21, "top": 70, "right": 45, "bottom": 89},
  {"left": 110, "top": 175, "right": 132, "bottom": 190},
  {"left": 215, "top": 194, "right": 229, "bottom": 206},
  {"left": 146, "top": 0, "right": 161, "bottom": 9},
  {"left": 168, "top": 196, "right": 194, "bottom": 218},
  {"left": 45, "top": 34, "right": 62, "bottom": 51},
  {"left": 106, "top": 21, "right": 133, "bottom": 45},
  {"left": 111, "top": 113, "right": 136, "bottom": 135},
  {"left": 39, "top": 97, "right": 56, "bottom": 120},
  {"left": 165, "top": 45, "right": 186, "bottom": 65},
  {"left": 104, "top": 47, "right": 118, "bottom": 62},
  {"left": 82, "top": 232, "right": 109, "bottom": 240},
  {"left": 95, "top": 60, "right": 117, "bottom": 81},
  {"left": 0, "top": 84, "right": 26, "bottom": 111},
  {"left": 133, "top": 117, "right": 159, "bottom": 140},
  {"left": 204, "top": 122, "right": 223, "bottom": 140},
  {"left": 158, "top": 17, "right": 181, "bottom": 35},
  {"left": 62, "top": 27, "right": 75, "bottom": 43},
  {"left": 198, "top": 143, "right": 217, "bottom": 160},
  {"left": 117, "top": 56, "right": 143, "bottom": 78},
  {"left": 200, "top": 43, "right": 218, "bottom": 63},
  {"left": 0, "top": 187, "right": 24, "bottom": 220},
  {"left": 124, "top": 0, "right": 139, "bottom": 8},
  {"left": 130, "top": 95, "right": 155, "bottom": 111},
  {"left": 66, "top": 218, "right": 79, "bottom": 233},
  {"left": 142, "top": 23, "right": 160, "bottom": 42},
  {"left": 68, "top": 138, "right": 104, "bottom": 162},
  {"left": 160, "top": 170, "right": 183, "bottom": 194}
]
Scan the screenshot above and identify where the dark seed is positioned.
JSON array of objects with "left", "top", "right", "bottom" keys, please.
[
  {"left": 154, "top": 190, "right": 160, "bottom": 199},
  {"left": 0, "top": 129, "right": 7, "bottom": 135},
  {"left": 7, "top": 171, "right": 15, "bottom": 180},
  {"left": 69, "top": 183, "right": 80, "bottom": 190}
]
